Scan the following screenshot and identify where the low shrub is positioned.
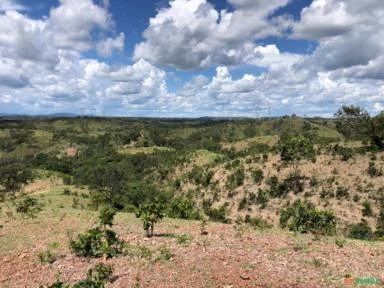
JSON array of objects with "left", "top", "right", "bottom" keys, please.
[
  {"left": 68, "top": 208, "right": 124, "bottom": 258},
  {"left": 244, "top": 215, "right": 273, "bottom": 230},
  {"left": 48, "top": 263, "right": 113, "bottom": 288},
  {"left": 37, "top": 250, "right": 58, "bottom": 264},
  {"left": 15, "top": 196, "right": 42, "bottom": 218},
  {"left": 280, "top": 200, "right": 336, "bottom": 236},
  {"left": 362, "top": 201, "right": 373, "bottom": 217},
  {"left": 68, "top": 228, "right": 125, "bottom": 258},
  {"left": 252, "top": 169, "right": 264, "bottom": 184},
  {"left": 203, "top": 201, "right": 231, "bottom": 224},
  {"left": 348, "top": 219, "right": 373, "bottom": 240},
  {"left": 167, "top": 197, "right": 201, "bottom": 220}
]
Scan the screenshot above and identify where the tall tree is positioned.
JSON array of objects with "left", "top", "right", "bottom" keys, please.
[{"left": 334, "top": 105, "right": 370, "bottom": 140}]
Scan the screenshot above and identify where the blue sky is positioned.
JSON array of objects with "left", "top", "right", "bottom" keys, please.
[{"left": 0, "top": 0, "right": 383, "bottom": 117}]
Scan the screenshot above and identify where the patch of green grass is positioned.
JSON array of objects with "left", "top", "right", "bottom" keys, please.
[{"left": 175, "top": 234, "right": 192, "bottom": 246}]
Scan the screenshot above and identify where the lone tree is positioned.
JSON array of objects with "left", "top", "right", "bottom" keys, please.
[
  {"left": 334, "top": 105, "right": 384, "bottom": 150},
  {"left": 89, "top": 165, "right": 126, "bottom": 208},
  {"left": 334, "top": 105, "right": 370, "bottom": 140},
  {"left": 279, "top": 135, "right": 316, "bottom": 172},
  {"left": 136, "top": 201, "right": 165, "bottom": 237}
]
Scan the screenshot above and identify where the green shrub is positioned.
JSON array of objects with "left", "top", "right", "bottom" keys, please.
[
  {"left": 63, "top": 189, "right": 71, "bottom": 195},
  {"left": 176, "top": 234, "right": 192, "bottom": 246},
  {"left": 367, "top": 162, "right": 382, "bottom": 177},
  {"left": 375, "top": 206, "right": 384, "bottom": 238},
  {"left": 336, "top": 186, "right": 349, "bottom": 199},
  {"left": 98, "top": 206, "right": 116, "bottom": 227},
  {"left": 72, "top": 197, "right": 80, "bottom": 209},
  {"left": 226, "top": 167, "right": 245, "bottom": 190},
  {"left": 15, "top": 197, "right": 42, "bottom": 218},
  {"left": 309, "top": 176, "right": 318, "bottom": 187},
  {"left": 136, "top": 201, "right": 165, "bottom": 237},
  {"left": 167, "top": 197, "right": 200, "bottom": 220},
  {"left": 37, "top": 250, "right": 58, "bottom": 264},
  {"left": 252, "top": 169, "right": 264, "bottom": 184},
  {"left": 335, "top": 238, "right": 346, "bottom": 248},
  {"left": 203, "top": 201, "right": 231, "bottom": 223},
  {"left": 62, "top": 176, "right": 72, "bottom": 185},
  {"left": 244, "top": 215, "right": 272, "bottom": 230},
  {"left": 362, "top": 201, "right": 373, "bottom": 217},
  {"left": 69, "top": 208, "right": 124, "bottom": 258},
  {"left": 280, "top": 200, "right": 336, "bottom": 236},
  {"left": 348, "top": 219, "right": 373, "bottom": 240},
  {"left": 69, "top": 228, "right": 125, "bottom": 258},
  {"left": 187, "top": 166, "right": 213, "bottom": 187},
  {"left": 237, "top": 197, "right": 248, "bottom": 211},
  {"left": 267, "top": 176, "right": 289, "bottom": 198},
  {"left": 49, "top": 263, "right": 113, "bottom": 288},
  {"left": 256, "top": 189, "right": 269, "bottom": 208},
  {"left": 156, "top": 246, "right": 172, "bottom": 261},
  {"left": 283, "top": 172, "right": 305, "bottom": 194}
]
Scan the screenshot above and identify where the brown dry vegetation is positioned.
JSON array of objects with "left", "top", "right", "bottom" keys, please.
[{"left": 176, "top": 150, "right": 384, "bottom": 231}]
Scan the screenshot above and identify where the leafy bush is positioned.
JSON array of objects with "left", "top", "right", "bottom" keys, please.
[
  {"left": 333, "top": 145, "right": 354, "bottom": 161},
  {"left": 176, "top": 234, "right": 192, "bottom": 246},
  {"left": 348, "top": 219, "right": 373, "bottom": 240},
  {"left": 335, "top": 238, "right": 346, "bottom": 248},
  {"left": 283, "top": 172, "right": 305, "bottom": 194},
  {"left": 280, "top": 200, "right": 336, "bottom": 236},
  {"left": 203, "top": 201, "right": 231, "bottom": 223},
  {"left": 136, "top": 201, "right": 165, "bottom": 237},
  {"left": 244, "top": 215, "right": 272, "bottom": 230},
  {"left": 226, "top": 167, "right": 245, "bottom": 190},
  {"left": 252, "top": 169, "right": 264, "bottom": 184},
  {"left": 167, "top": 197, "right": 201, "bottom": 220},
  {"left": 362, "top": 201, "right": 373, "bottom": 217},
  {"left": 69, "top": 228, "right": 125, "bottom": 258},
  {"left": 367, "top": 162, "right": 382, "bottom": 177},
  {"left": 69, "top": 208, "right": 124, "bottom": 258},
  {"left": 155, "top": 246, "right": 172, "bottom": 262},
  {"left": 37, "top": 250, "right": 58, "bottom": 264},
  {"left": 267, "top": 176, "right": 289, "bottom": 198},
  {"left": 375, "top": 206, "right": 384, "bottom": 238},
  {"left": 15, "top": 197, "right": 42, "bottom": 218},
  {"left": 48, "top": 263, "right": 113, "bottom": 288},
  {"left": 187, "top": 166, "right": 213, "bottom": 187},
  {"left": 98, "top": 206, "right": 116, "bottom": 227},
  {"left": 336, "top": 186, "right": 349, "bottom": 199}
]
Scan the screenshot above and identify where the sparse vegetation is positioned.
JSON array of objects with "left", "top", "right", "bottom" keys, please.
[
  {"left": 48, "top": 263, "right": 113, "bottom": 288},
  {"left": 1, "top": 110, "right": 384, "bottom": 287},
  {"left": 15, "top": 196, "right": 43, "bottom": 218}
]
